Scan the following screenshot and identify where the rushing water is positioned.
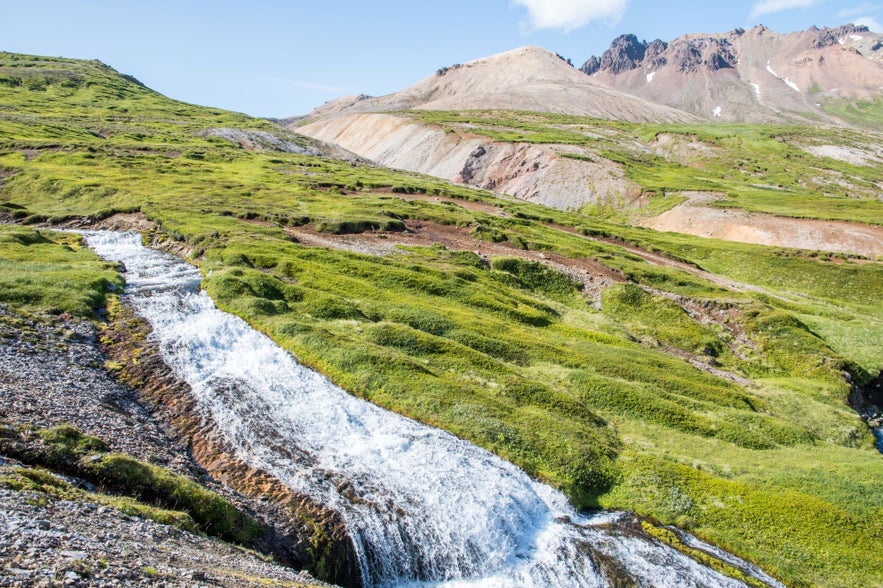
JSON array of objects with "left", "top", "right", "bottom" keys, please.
[{"left": 83, "top": 231, "right": 783, "bottom": 588}]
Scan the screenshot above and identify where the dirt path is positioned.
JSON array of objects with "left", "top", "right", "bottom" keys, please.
[{"left": 285, "top": 220, "right": 624, "bottom": 305}]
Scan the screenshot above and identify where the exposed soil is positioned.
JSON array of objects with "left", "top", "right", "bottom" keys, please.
[
  {"left": 640, "top": 194, "right": 883, "bottom": 258},
  {"left": 296, "top": 113, "right": 642, "bottom": 212}
]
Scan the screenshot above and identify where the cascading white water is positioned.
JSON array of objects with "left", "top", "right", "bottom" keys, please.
[{"left": 83, "top": 231, "right": 782, "bottom": 588}]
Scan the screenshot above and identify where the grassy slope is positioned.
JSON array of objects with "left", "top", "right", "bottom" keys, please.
[
  {"left": 410, "top": 110, "right": 883, "bottom": 225},
  {"left": 1, "top": 52, "right": 882, "bottom": 587}
]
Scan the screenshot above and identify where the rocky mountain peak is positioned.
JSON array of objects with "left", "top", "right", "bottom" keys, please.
[
  {"left": 581, "top": 34, "right": 647, "bottom": 75},
  {"left": 581, "top": 33, "right": 734, "bottom": 75},
  {"left": 668, "top": 37, "right": 736, "bottom": 72},
  {"left": 810, "top": 24, "right": 872, "bottom": 49},
  {"left": 572, "top": 24, "right": 883, "bottom": 125}
]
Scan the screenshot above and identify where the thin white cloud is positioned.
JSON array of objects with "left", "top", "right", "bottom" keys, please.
[
  {"left": 854, "top": 15, "right": 883, "bottom": 30},
  {"left": 512, "top": 0, "right": 629, "bottom": 32},
  {"left": 749, "top": 0, "right": 821, "bottom": 19},
  {"left": 835, "top": 3, "right": 881, "bottom": 19}
]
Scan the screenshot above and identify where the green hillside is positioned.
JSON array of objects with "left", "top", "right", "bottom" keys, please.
[
  {"left": 409, "top": 110, "right": 883, "bottom": 225},
  {"left": 1, "top": 52, "right": 882, "bottom": 587}
]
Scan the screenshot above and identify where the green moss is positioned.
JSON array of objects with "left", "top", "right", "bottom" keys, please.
[
  {"left": 0, "top": 227, "right": 123, "bottom": 317},
  {"left": 1, "top": 423, "right": 261, "bottom": 545}
]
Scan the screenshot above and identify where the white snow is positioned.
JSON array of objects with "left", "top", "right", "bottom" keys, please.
[
  {"left": 750, "top": 82, "right": 761, "bottom": 98},
  {"left": 766, "top": 61, "right": 799, "bottom": 92},
  {"left": 838, "top": 37, "right": 846, "bottom": 45},
  {"left": 646, "top": 71, "right": 656, "bottom": 84},
  {"left": 850, "top": 35, "right": 864, "bottom": 41},
  {"left": 712, "top": 106, "right": 722, "bottom": 118}
]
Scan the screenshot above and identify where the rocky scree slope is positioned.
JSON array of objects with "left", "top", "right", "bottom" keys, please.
[{"left": 579, "top": 24, "right": 883, "bottom": 124}]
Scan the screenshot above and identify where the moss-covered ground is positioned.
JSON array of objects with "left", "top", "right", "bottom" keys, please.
[
  {"left": 1, "top": 52, "right": 882, "bottom": 587},
  {"left": 410, "top": 110, "right": 883, "bottom": 225}
]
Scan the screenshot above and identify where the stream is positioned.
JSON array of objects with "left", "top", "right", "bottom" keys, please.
[{"left": 83, "top": 231, "right": 783, "bottom": 588}]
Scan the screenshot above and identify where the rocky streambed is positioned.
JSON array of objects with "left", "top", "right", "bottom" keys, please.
[{"left": 0, "top": 304, "right": 339, "bottom": 587}]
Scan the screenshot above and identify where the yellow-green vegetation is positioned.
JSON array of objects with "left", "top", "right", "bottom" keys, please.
[
  {"left": 0, "top": 423, "right": 261, "bottom": 544},
  {"left": 0, "top": 227, "right": 123, "bottom": 316},
  {"left": 823, "top": 97, "right": 883, "bottom": 131},
  {"left": 410, "top": 110, "right": 883, "bottom": 225},
  {"left": 1, "top": 52, "right": 882, "bottom": 587},
  {"left": 0, "top": 463, "right": 197, "bottom": 531}
]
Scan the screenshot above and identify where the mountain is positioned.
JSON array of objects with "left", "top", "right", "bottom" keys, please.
[
  {"left": 294, "top": 42, "right": 883, "bottom": 256},
  {"left": 578, "top": 24, "right": 883, "bottom": 124},
  {"left": 304, "top": 46, "right": 697, "bottom": 123},
  {"left": 294, "top": 46, "right": 694, "bottom": 213}
]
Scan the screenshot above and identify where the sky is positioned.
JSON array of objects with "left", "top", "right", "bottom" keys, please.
[{"left": 3, "top": 0, "right": 881, "bottom": 118}]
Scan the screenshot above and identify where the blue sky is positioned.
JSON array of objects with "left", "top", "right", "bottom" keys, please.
[{"left": 4, "top": 1, "right": 881, "bottom": 117}]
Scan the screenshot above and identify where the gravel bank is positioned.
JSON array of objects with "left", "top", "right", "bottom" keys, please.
[
  {"left": 0, "top": 305, "right": 330, "bottom": 587},
  {"left": 0, "top": 483, "right": 322, "bottom": 587}
]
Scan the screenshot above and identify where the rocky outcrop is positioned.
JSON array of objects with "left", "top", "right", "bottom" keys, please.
[
  {"left": 596, "top": 34, "right": 647, "bottom": 75},
  {"left": 644, "top": 39, "right": 668, "bottom": 70},
  {"left": 580, "top": 55, "right": 601, "bottom": 76},
  {"left": 582, "top": 35, "right": 735, "bottom": 75},
  {"left": 297, "top": 113, "right": 641, "bottom": 211}
]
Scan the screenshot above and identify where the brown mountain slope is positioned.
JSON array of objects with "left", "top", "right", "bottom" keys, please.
[
  {"left": 303, "top": 46, "right": 697, "bottom": 123},
  {"left": 294, "top": 46, "right": 693, "bottom": 211},
  {"left": 580, "top": 24, "right": 883, "bottom": 124}
]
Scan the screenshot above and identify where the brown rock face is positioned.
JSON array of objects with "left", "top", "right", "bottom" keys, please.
[
  {"left": 100, "top": 301, "right": 362, "bottom": 587},
  {"left": 583, "top": 35, "right": 736, "bottom": 75},
  {"left": 598, "top": 34, "right": 646, "bottom": 74}
]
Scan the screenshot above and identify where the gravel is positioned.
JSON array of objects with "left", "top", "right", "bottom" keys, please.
[
  {"left": 0, "top": 486, "right": 321, "bottom": 587},
  {"left": 0, "top": 305, "right": 330, "bottom": 587},
  {"left": 0, "top": 305, "right": 192, "bottom": 475}
]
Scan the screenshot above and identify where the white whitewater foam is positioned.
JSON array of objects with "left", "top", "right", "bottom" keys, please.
[{"left": 83, "top": 231, "right": 770, "bottom": 588}]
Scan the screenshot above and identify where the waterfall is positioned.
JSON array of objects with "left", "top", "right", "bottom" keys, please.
[{"left": 83, "top": 231, "right": 782, "bottom": 588}]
